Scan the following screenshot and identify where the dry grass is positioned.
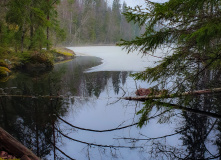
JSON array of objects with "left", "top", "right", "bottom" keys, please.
[{"left": 53, "top": 47, "right": 75, "bottom": 57}]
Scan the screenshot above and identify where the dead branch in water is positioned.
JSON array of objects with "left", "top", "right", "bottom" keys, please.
[
  {"left": 0, "top": 127, "right": 40, "bottom": 160},
  {"left": 54, "top": 127, "right": 143, "bottom": 149},
  {"left": 122, "top": 88, "right": 221, "bottom": 101}
]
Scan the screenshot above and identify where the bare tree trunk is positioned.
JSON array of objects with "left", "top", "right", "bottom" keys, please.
[
  {"left": 29, "top": 0, "right": 34, "bottom": 50},
  {"left": 47, "top": 20, "right": 49, "bottom": 50},
  {"left": 21, "top": 18, "right": 26, "bottom": 53},
  {"left": 21, "top": 28, "right": 25, "bottom": 53},
  {"left": 69, "top": 11, "right": 72, "bottom": 35}
]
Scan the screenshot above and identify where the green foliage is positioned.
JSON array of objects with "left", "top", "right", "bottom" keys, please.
[
  {"left": 0, "top": 0, "right": 63, "bottom": 53},
  {"left": 31, "top": 27, "right": 48, "bottom": 50},
  {"left": 68, "top": 0, "right": 75, "bottom": 4},
  {"left": 120, "top": 0, "right": 221, "bottom": 88},
  {"left": 20, "top": 51, "right": 54, "bottom": 67},
  {"left": 0, "top": 59, "right": 9, "bottom": 68},
  {"left": 57, "top": 0, "right": 141, "bottom": 45},
  {"left": 0, "top": 66, "right": 11, "bottom": 77},
  {"left": 119, "top": 0, "right": 221, "bottom": 127},
  {"left": 31, "top": 7, "right": 50, "bottom": 27},
  {"left": 0, "top": 47, "right": 9, "bottom": 56},
  {"left": 136, "top": 99, "right": 175, "bottom": 128},
  {"left": 136, "top": 100, "right": 154, "bottom": 128},
  {"left": 53, "top": 26, "right": 66, "bottom": 44}
]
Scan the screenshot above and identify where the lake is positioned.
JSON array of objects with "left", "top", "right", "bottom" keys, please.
[{"left": 0, "top": 46, "right": 220, "bottom": 160}]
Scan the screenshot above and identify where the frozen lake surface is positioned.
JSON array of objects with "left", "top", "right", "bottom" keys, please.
[{"left": 68, "top": 46, "right": 165, "bottom": 72}]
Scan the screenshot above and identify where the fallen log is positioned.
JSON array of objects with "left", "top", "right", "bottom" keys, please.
[
  {"left": 0, "top": 127, "right": 40, "bottom": 160},
  {"left": 122, "top": 88, "right": 221, "bottom": 101}
]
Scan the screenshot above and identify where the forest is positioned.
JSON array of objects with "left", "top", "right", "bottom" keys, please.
[
  {"left": 1, "top": 0, "right": 221, "bottom": 159},
  {"left": 57, "top": 0, "right": 141, "bottom": 45},
  {"left": 0, "top": 0, "right": 141, "bottom": 78},
  {"left": 0, "top": 0, "right": 141, "bottom": 51}
]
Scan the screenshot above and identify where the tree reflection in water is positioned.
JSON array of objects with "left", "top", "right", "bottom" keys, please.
[
  {"left": 0, "top": 66, "right": 68, "bottom": 158},
  {"left": 125, "top": 67, "right": 221, "bottom": 159},
  {"left": 0, "top": 56, "right": 221, "bottom": 159}
]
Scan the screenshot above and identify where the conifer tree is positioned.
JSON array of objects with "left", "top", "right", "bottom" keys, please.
[
  {"left": 120, "top": 0, "right": 221, "bottom": 92},
  {"left": 118, "top": 0, "right": 221, "bottom": 126},
  {"left": 111, "top": 0, "right": 121, "bottom": 42},
  {"left": 6, "top": 0, "right": 31, "bottom": 52},
  {"left": 56, "top": 0, "right": 141, "bottom": 45},
  {"left": 3, "top": 0, "right": 62, "bottom": 52}
]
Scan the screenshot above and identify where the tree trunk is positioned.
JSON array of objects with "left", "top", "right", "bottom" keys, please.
[
  {"left": 29, "top": 0, "right": 34, "bottom": 50},
  {"left": 21, "top": 27, "right": 25, "bottom": 53},
  {"left": 47, "top": 19, "right": 49, "bottom": 50},
  {"left": 47, "top": 0, "right": 50, "bottom": 50},
  {"left": 29, "top": 13, "right": 33, "bottom": 50},
  {"left": 0, "top": 127, "right": 40, "bottom": 160}
]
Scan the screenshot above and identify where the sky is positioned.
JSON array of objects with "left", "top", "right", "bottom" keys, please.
[
  {"left": 121, "top": 0, "right": 146, "bottom": 7},
  {"left": 108, "top": 0, "right": 168, "bottom": 7}
]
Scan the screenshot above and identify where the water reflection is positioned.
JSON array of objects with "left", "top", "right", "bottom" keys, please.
[
  {"left": 178, "top": 68, "right": 221, "bottom": 159},
  {"left": 0, "top": 56, "right": 131, "bottom": 159},
  {"left": 133, "top": 66, "right": 221, "bottom": 159},
  {"left": 178, "top": 95, "right": 221, "bottom": 159},
  {"left": 0, "top": 55, "right": 221, "bottom": 159},
  {"left": 0, "top": 66, "right": 68, "bottom": 158}
]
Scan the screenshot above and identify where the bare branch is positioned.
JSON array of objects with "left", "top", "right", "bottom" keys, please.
[
  {"left": 55, "top": 110, "right": 171, "bottom": 133},
  {"left": 113, "top": 129, "right": 185, "bottom": 141},
  {"left": 55, "top": 127, "right": 143, "bottom": 149}
]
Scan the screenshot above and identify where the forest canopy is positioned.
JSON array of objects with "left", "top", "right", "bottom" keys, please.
[
  {"left": 0, "top": 0, "right": 140, "bottom": 52},
  {"left": 57, "top": 0, "right": 142, "bottom": 46},
  {"left": 0, "top": 0, "right": 141, "bottom": 76},
  {"left": 0, "top": 0, "right": 63, "bottom": 52}
]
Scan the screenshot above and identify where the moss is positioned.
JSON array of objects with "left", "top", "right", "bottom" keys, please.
[
  {"left": 0, "top": 67, "right": 11, "bottom": 77},
  {"left": 0, "top": 76, "right": 10, "bottom": 82},
  {"left": 0, "top": 60, "right": 9, "bottom": 68},
  {"left": 0, "top": 47, "right": 75, "bottom": 80},
  {"left": 0, "top": 47, "right": 8, "bottom": 56},
  {"left": 20, "top": 51, "right": 54, "bottom": 68},
  {"left": 56, "top": 50, "right": 73, "bottom": 57},
  {"left": 52, "top": 47, "right": 75, "bottom": 61}
]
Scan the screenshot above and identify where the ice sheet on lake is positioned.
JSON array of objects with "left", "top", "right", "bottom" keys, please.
[{"left": 68, "top": 46, "right": 168, "bottom": 72}]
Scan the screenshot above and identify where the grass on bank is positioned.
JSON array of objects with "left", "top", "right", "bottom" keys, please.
[{"left": 53, "top": 47, "right": 75, "bottom": 57}]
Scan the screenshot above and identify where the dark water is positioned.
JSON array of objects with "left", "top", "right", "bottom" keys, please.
[{"left": 0, "top": 55, "right": 221, "bottom": 160}]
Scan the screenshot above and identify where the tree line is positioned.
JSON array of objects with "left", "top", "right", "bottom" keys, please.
[
  {"left": 0, "top": 0, "right": 141, "bottom": 53},
  {"left": 57, "top": 0, "right": 141, "bottom": 46}
]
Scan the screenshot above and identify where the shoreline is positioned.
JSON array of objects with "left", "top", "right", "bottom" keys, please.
[{"left": 0, "top": 47, "right": 75, "bottom": 81}]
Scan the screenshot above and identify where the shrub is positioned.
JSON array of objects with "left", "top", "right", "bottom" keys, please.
[
  {"left": 20, "top": 51, "right": 54, "bottom": 68},
  {"left": 0, "top": 60, "right": 9, "bottom": 68},
  {"left": 0, "top": 67, "right": 11, "bottom": 77}
]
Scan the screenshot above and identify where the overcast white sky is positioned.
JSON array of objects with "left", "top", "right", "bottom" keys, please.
[{"left": 108, "top": 0, "right": 168, "bottom": 7}]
